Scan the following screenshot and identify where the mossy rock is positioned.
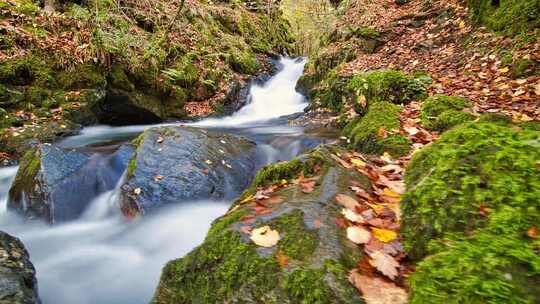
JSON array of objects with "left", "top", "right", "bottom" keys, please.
[
  {"left": 467, "top": 0, "right": 540, "bottom": 36},
  {"left": 343, "top": 101, "right": 411, "bottom": 156},
  {"left": 153, "top": 145, "right": 370, "bottom": 303},
  {"left": 420, "top": 95, "right": 474, "bottom": 131},
  {"left": 403, "top": 120, "right": 540, "bottom": 302},
  {"left": 402, "top": 120, "right": 540, "bottom": 259},
  {"left": 348, "top": 70, "right": 428, "bottom": 105}
]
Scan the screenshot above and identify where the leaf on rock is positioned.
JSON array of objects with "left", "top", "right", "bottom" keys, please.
[
  {"left": 300, "top": 181, "right": 316, "bottom": 193},
  {"left": 370, "top": 251, "right": 399, "bottom": 280},
  {"left": 250, "top": 226, "right": 280, "bottom": 247},
  {"left": 341, "top": 208, "right": 365, "bottom": 223},
  {"left": 347, "top": 226, "right": 371, "bottom": 244},
  {"left": 372, "top": 228, "right": 397, "bottom": 243},
  {"left": 348, "top": 270, "right": 407, "bottom": 304},
  {"left": 153, "top": 175, "right": 164, "bottom": 182},
  {"left": 156, "top": 136, "right": 164, "bottom": 143},
  {"left": 331, "top": 154, "right": 353, "bottom": 169},
  {"left": 382, "top": 188, "right": 400, "bottom": 199},
  {"left": 350, "top": 158, "right": 366, "bottom": 167}
]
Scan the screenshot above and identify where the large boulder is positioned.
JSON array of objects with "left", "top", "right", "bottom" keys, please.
[
  {"left": 153, "top": 145, "right": 370, "bottom": 303},
  {"left": 8, "top": 144, "right": 134, "bottom": 224},
  {"left": 0, "top": 231, "right": 40, "bottom": 304},
  {"left": 120, "top": 126, "right": 258, "bottom": 217}
]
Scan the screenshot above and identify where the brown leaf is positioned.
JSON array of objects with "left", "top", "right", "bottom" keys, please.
[
  {"left": 370, "top": 251, "right": 399, "bottom": 280},
  {"left": 335, "top": 194, "right": 361, "bottom": 211},
  {"left": 156, "top": 136, "right": 164, "bottom": 143},
  {"left": 347, "top": 226, "right": 371, "bottom": 244},
  {"left": 331, "top": 154, "right": 353, "bottom": 169},
  {"left": 301, "top": 181, "right": 316, "bottom": 193},
  {"left": 527, "top": 226, "right": 538, "bottom": 239},
  {"left": 239, "top": 226, "right": 252, "bottom": 234},
  {"left": 201, "top": 168, "right": 210, "bottom": 174},
  {"left": 276, "top": 251, "right": 290, "bottom": 268},
  {"left": 342, "top": 208, "right": 366, "bottom": 223},
  {"left": 348, "top": 270, "right": 407, "bottom": 304}
]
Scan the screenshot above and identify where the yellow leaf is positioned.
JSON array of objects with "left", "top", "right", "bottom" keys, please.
[
  {"left": 458, "top": 20, "right": 465, "bottom": 29},
  {"left": 350, "top": 158, "right": 366, "bottom": 167},
  {"left": 250, "top": 226, "right": 280, "bottom": 247},
  {"left": 499, "top": 66, "right": 509, "bottom": 74},
  {"left": 366, "top": 202, "right": 385, "bottom": 214},
  {"left": 383, "top": 188, "right": 400, "bottom": 199},
  {"left": 372, "top": 228, "right": 398, "bottom": 243},
  {"left": 238, "top": 194, "right": 254, "bottom": 205}
]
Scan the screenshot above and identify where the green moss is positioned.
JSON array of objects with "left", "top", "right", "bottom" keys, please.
[
  {"left": 420, "top": 95, "right": 473, "bottom": 131},
  {"left": 227, "top": 49, "right": 260, "bottom": 75},
  {"left": 284, "top": 268, "right": 333, "bottom": 303},
  {"left": 343, "top": 101, "right": 411, "bottom": 156},
  {"left": 402, "top": 121, "right": 540, "bottom": 259},
  {"left": 271, "top": 210, "right": 319, "bottom": 260},
  {"left": 404, "top": 120, "right": 540, "bottom": 302},
  {"left": 312, "top": 70, "right": 355, "bottom": 113},
  {"left": 348, "top": 70, "right": 427, "bottom": 104},
  {"left": 154, "top": 228, "right": 281, "bottom": 303},
  {"left": 252, "top": 155, "right": 324, "bottom": 188},
  {"left": 410, "top": 219, "right": 540, "bottom": 303},
  {"left": 0, "top": 55, "right": 55, "bottom": 87},
  {"left": 108, "top": 64, "right": 134, "bottom": 91},
  {"left": 467, "top": 0, "right": 540, "bottom": 36},
  {"left": 56, "top": 63, "right": 106, "bottom": 89},
  {"left": 512, "top": 58, "right": 537, "bottom": 78}
]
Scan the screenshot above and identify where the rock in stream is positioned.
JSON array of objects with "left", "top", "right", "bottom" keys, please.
[
  {"left": 120, "top": 126, "right": 258, "bottom": 216},
  {"left": 0, "top": 231, "right": 40, "bottom": 304}
]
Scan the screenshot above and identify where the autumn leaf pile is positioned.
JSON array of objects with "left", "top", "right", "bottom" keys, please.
[{"left": 329, "top": 0, "right": 539, "bottom": 121}]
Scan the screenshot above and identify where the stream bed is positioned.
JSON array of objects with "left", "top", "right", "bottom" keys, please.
[{"left": 0, "top": 57, "right": 335, "bottom": 303}]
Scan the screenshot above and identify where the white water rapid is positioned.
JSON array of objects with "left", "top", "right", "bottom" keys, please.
[{"left": 0, "top": 57, "right": 311, "bottom": 304}]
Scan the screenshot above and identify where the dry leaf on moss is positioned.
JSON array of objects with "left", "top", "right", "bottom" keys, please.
[
  {"left": 349, "top": 269, "right": 407, "bottom": 304},
  {"left": 250, "top": 226, "right": 280, "bottom": 247}
]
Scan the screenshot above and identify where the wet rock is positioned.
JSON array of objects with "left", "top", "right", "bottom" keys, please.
[
  {"left": 8, "top": 144, "right": 135, "bottom": 224},
  {"left": 153, "top": 145, "right": 369, "bottom": 303},
  {"left": 120, "top": 126, "right": 257, "bottom": 216},
  {"left": 0, "top": 231, "right": 40, "bottom": 304}
]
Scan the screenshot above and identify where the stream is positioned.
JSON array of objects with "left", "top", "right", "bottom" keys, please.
[{"left": 0, "top": 57, "right": 332, "bottom": 304}]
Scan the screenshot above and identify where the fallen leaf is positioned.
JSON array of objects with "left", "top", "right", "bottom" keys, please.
[
  {"left": 335, "top": 194, "right": 361, "bottom": 211},
  {"left": 133, "top": 188, "right": 141, "bottom": 195},
  {"left": 331, "top": 154, "right": 353, "bottom": 169},
  {"left": 276, "top": 251, "right": 290, "bottom": 267},
  {"left": 348, "top": 270, "right": 407, "bottom": 304},
  {"left": 527, "top": 226, "right": 538, "bottom": 239},
  {"left": 382, "top": 188, "right": 400, "bottom": 199},
  {"left": 204, "top": 159, "right": 213, "bottom": 165},
  {"left": 350, "top": 158, "right": 366, "bottom": 167},
  {"left": 153, "top": 175, "right": 164, "bottom": 182},
  {"left": 372, "top": 228, "right": 398, "bottom": 243},
  {"left": 499, "top": 66, "right": 509, "bottom": 74},
  {"left": 347, "top": 226, "right": 371, "bottom": 244},
  {"left": 201, "top": 168, "right": 210, "bottom": 174},
  {"left": 240, "top": 226, "right": 252, "bottom": 234},
  {"left": 370, "top": 250, "right": 399, "bottom": 280},
  {"left": 156, "top": 136, "right": 164, "bottom": 143},
  {"left": 342, "top": 208, "right": 366, "bottom": 223},
  {"left": 301, "top": 181, "right": 316, "bottom": 193},
  {"left": 250, "top": 226, "right": 280, "bottom": 247}
]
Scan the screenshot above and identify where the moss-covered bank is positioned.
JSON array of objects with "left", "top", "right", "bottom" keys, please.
[
  {"left": 153, "top": 145, "right": 370, "bottom": 303},
  {"left": 0, "top": 0, "right": 295, "bottom": 157},
  {"left": 402, "top": 120, "right": 540, "bottom": 303}
]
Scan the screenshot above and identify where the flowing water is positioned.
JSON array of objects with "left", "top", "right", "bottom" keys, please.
[{"left": 0, "top": 57, "right": 329, "bottom": 303}]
